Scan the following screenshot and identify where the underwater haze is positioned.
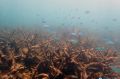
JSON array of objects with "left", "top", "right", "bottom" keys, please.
[
  {"left": 0, "top": 0, "right": 120, "bottom": 78},
  {"left": 0, "top": 0, "right": 120, "bottom": 34}
]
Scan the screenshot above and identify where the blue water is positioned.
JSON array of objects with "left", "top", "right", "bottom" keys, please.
[
  {"left": 0, "top": 0, "right": 120, "bottom": 73},
  {"left": 0, "top": 0, "right": 120, "bottom": 41},
  {"left": 0, "top": 0, "right": 120, "bottom": 27}
]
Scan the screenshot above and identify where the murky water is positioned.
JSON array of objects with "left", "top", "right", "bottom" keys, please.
[
  {"left": 0, "top": 0, "right": 120, "bottom": 39},
  {"left": 0, "top": 0, "right": 120, "bottom": 78}
]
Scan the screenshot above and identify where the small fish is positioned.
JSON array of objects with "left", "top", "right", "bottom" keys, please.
[
  {"left": 78, "top": 32, "right": 84, "bottom": 36},
  {"left": 103, "top": 36, "right": 114, "bottom": 44},
  {"left": 91, "top": 19, "right": 95, "bottom": 22},
  {"left": 106, "top": 40, "right": 114, "bottom": 44},
  {"left": 85, "top": 10, "right": 90, "bottom": 14},
  {"left": 41, "top": 18, "right": 46, "bottom": 23},
  {"left": 36, "top": 14, "right": 40, "bottom": 16},
  {"left": 78, "top": 17, "right": 80, "bottom": 19},
  {"left": 97, "top": 78, "right": 102, "bottom": 79},
  {"left": 43, "top": 24, "right": 50, "bottom": 28},
  {"left": 71, "top": 16, "right": 75, "bottom": 19},
  {"left": 112, "top": 18, "right": 117, "bottom": 22},
  {"left": 42, "top": 20, "right": 46, "bottom": 23},
  {"left": 75, "top": 8, "right": 79, "bottom": 11},
  {"left": 69, "top": 39, "right": 78, "bottom": 44},
  {"left": 80, "top": 22, "right": 83, "bottom": 24},
  {"left": 95, "top": 47, "right": 106, "bottom": 51},
  {"left": 104, "top": 26, "right": 109, "bottom": 30},
  {"left": 61, "top": 23, "right": 65, "bottom": 26},
  {"left": 71, "top": 32, "right": 77, "bottom": 36}
]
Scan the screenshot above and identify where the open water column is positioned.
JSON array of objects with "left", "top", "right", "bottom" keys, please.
[{"left": 0, "top": 0, "right": 120, "bottom": 79}]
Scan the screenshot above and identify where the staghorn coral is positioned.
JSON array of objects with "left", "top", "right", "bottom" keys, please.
[{"left": 0, "top": 28, "right": 119, "bottom": 79}]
